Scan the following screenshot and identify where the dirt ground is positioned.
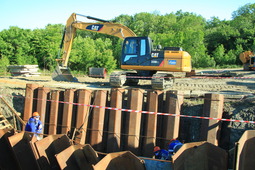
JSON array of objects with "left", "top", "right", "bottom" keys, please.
[
  {"left": 1, "top": 68, "right": 254, "bottom": 95},
  {"left": 0, "top": 68, "right": 255, "bottom": 162}
]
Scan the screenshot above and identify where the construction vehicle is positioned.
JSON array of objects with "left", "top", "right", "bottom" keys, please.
[
  {"left": 239, "top": 51, "right": 255, "bottom": 71},
  {"left": 52, "top": 13, "right": 192, "bottom": 89}
]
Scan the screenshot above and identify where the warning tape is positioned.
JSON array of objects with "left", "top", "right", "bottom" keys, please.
[
  {"left": 121, "top": 76, "right": 255, "bottom": 79},
  {"left": 23, "top": 95, "right": 255, "bottom": 124},
  {"left": 90, "top": 74, "right": 255, "bottom": 79},
  {"left": 50, "top": 72, "right": 255, "bottom": 79}
]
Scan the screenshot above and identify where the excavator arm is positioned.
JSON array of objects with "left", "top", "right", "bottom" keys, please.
[
  {"left": 52, "top": 13, "right": 136, "bottom": 81},
  {"left": 57, "top": 13, "right": 136, "bottom": 67}
]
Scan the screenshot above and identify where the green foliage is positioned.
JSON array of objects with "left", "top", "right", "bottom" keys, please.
[
  {"left": 31, "top": 24, "right": 63, "bottom": 71},
  {"left": 0, "top": 2, "right": 255, "bottom": 74},
  {"left": 69, "top": 36, "right": 96, "bottom": 72},
  {"left": 0, "top": 27, "right": 37, "bottom": 65},
  {"left": 69, "top": 37, "right": 116, "bottom": 74},
  {"left": 0, "top": 56, "right": 10, "bottom": 74}
]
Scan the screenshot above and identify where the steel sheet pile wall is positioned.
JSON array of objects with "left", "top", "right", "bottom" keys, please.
[
  {"left": 22, "top": 84, "right": 224, "bottom": 156},
  {"left": 0, "top": 84, "right": 252, "bottom": 169}
]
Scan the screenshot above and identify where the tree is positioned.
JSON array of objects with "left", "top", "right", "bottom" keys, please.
[
  {"left": 231, "top": 3, "right": 255, "bottom": 51},
  {"left": 212, "top": 44, "right": 226, "bottom": 66},
  {"left": 0, "top": 37, "right": 10, "bottom": 73},
  {"left": 232, "top": 3, "right": 255, "bottom": 20},
  {"left": 69, "top": 37, "right": 116, "bottom": 74},
  {"left": 31, "top": 24, "right": 63, "bottom": 70},
  {"left": 0, "top": 27, "right": 37, "bottom": 65}
]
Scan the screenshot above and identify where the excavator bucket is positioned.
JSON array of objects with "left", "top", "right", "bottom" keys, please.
[{"left": 52, "top": 65, "right": 78, "bottom": 82}]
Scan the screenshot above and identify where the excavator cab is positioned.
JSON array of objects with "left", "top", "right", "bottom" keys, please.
[{"left": 121, "top": 37, "right": 153, "bottom": 67}]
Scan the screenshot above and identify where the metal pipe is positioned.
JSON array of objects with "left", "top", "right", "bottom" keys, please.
[{"left": 76, "top": 13, "right": 109, "bottom": 22}]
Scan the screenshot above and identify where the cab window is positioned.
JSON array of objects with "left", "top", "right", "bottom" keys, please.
[
  {"left": 124, "top": 39, "right": 138, "bottom": 54},
  {"left": 140, "top": 39, "right": 146, "bottom": 56}
]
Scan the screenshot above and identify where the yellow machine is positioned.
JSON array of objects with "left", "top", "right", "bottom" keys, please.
[
  {"left": 239, "top": 51, "right": 255, "bottom": 71},
  {"left": 53, "top": 13, "right": 192, "bottom": 89}
]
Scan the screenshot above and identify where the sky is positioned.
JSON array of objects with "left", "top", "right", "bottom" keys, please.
[{"left": 0, "top": 0, "right": 253, "bottom": 31}]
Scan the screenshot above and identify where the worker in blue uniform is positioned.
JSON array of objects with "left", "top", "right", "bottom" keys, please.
[
  {"left": 153, "top": 146, "right": 170, "bottom": 160},
  {"left": 153, "top": 139, "right": 183, "bottom": 160},
  {"left": 168, "top": 139, "right": 183, "bottom": 156},
  {"left": 25, "top": 112, "right": 43, "bottom": 140}
]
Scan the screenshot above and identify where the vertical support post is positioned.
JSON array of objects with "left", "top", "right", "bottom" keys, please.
[
  {"left": 235, "top": 130, "right": 255, "bottom": 170},
  {"left": 143, "top": 90, "right": 163, "bottom": 157},
  {"left": 36, "top": 87, "right": 50, "bottom": 126},
  {"left": 61, "top": 89, "right": 75, "bottom": 134},
  {"left": 90, "top": 90, "right": 107, "bottom": 151},
  {"left": 23, "top": 84, "right": 40, "bottom": 123},
  {"left": 201, "top": 93, "right": 224, "bottom": 145},
  {"left": 48, "top": 90, "right": 59, "bottom": 135},
  {"left": 162, "top": 90, "right": 183, "bottom": 146},
  {"left": 126, "top": 89, "right": 144, "bottom": 155},
  {"left": 75, "top": 89, "right": 92, "bottom": 144},
  {"left": 107, "top": 88, "right": 125, "bottom": 153}
]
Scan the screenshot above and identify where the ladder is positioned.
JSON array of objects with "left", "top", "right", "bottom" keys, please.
[{"left": 0, "top": 114, "right": 13, "bottom": 130}]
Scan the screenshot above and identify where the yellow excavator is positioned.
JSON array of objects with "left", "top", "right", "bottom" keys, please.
[
  {"left": 239, "top": 51, "right": 255, "bottom": 71},
  {"left": 52, "top": 13, "right": 192, "bottom": 89}
]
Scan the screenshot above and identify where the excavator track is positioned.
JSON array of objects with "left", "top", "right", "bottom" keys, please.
[
  {"left": 109, "top": 72, "right": 127, "bottom": 87},
  {"left": 125, "top": 72, "right": 139, "bottom": 86},
  {"left": 151, "top": 73, "right": 174, "bottom": 90}
]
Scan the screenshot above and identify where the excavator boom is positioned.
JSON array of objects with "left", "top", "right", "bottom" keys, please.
[{"left": 52, "top": 13, "right": 136, "bottom": 81}]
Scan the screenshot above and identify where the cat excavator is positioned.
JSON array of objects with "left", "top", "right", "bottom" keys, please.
[{"left": 52, "top": 13, "right": 192, "bottom": 89}]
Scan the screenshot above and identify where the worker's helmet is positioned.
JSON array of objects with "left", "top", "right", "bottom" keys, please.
[
  {"left": 153, "top": 146, "right": 161, "bottom": 152},
  {"left": 33, "top": 112, "right": 40, "bottom": 117}
]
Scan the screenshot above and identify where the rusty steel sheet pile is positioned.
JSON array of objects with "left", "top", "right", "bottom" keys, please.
[
  {"left": 1, "top": 129, "right": 255, "bottom": 170},
  {"left": 172, "top": 141, "right": 228, "bottom": 170},
  {"left": 8, "top": 131, "right": 40, "bottom": 170},
  {"left": 55, "top": 144, "right": 99, "bottom": 169}
]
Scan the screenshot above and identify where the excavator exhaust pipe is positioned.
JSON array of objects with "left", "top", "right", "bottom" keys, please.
[{"left": 52, "top": 65, "right": 78, "bottom": 82}]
